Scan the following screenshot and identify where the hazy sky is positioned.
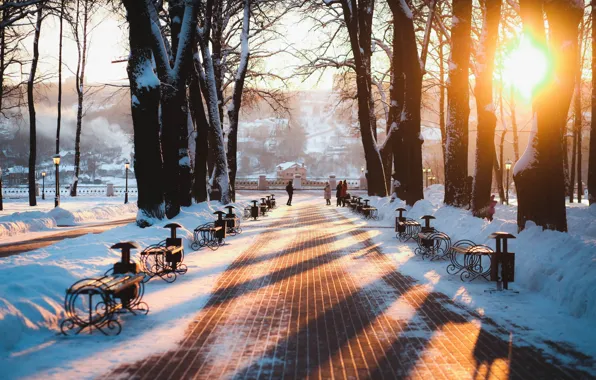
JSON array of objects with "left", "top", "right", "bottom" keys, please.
[{"left": 22, "top": 7, "right": 334, "bottom": 90}]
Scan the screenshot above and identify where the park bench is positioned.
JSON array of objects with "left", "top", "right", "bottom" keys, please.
[
  {"left": 260, "top": 198, "right": 269, "bottom": 216},
  {"left": 446, "top": 240, "right": 494, "bottom": 282},
  {"left": 394, "top": 208, "right": 422, "bottom": 242},
  {"left": 139, "top": 223, "right": 187, "bottom": 283},
  {"left": 224, "top": 205, "right": 242, "bottom": 235},
  {"left": 61, "top": 242, "right": 149, "bottom": 336},
  {"left": 415, "top": 231, "right": 452, "bottom": 261},
  {"left": 191, "top": 223, "right": 223, "bottom": 250}
]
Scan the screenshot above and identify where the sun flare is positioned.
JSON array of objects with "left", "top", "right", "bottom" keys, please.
[{"left": 503, "top": 36, "right": 550, "bottom": 99}]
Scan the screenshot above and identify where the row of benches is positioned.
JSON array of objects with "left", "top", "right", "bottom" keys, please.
[
  {"left": 346, "top": 195, "right": 379, "bottom": 220},
  {"left": 60, "top": 200, "right": 268, "bottom": 336},
  {"left": 395, "top": 208, "right": 516, "bottom": 289}
]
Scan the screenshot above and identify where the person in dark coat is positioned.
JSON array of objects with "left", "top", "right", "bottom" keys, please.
[
  {"left": 286, "top": 180, "right": 294, "bottom": 206},
  {"left": 336, "top": 181, "right": 342, "bottom": 207},
  {"left": 341, "top": 180, "right": 348, "bottom": 206},
  {"left": 487, "top": 194, "right": 497, "bottom": 221}
]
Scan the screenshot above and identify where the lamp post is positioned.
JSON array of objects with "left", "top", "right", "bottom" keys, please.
[
  {"left": 53, "top": 154, "right": 61, "bottom": 207},
  {"left": 0, "top": 167, "right": 3, "bottom": 211},
  {"left": 505, "top": 160, "right": 512, "bottom": 205},
  {"left": 41, "top": 171, "right": 46, "bottom": 200},
  {"left": 124, "top": 161, "right": 130, "bottom": 204},
  {"left": 423, "top": 168, "right": 431, "bottom": 188}
]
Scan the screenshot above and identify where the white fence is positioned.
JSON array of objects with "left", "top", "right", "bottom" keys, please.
[
  {"left": 1, "top": 185, "right": 138, "bottom": 199},
  {"left": 235, "top": 177, "right": 362, "bottom": 190}
]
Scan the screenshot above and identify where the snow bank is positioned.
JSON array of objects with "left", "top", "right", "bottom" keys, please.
[
  {"left": 0, "top": 195, "right": 278, "bottom": 379},
  {"left": 360, "top": 185, "right": 596, "bottom": 321},
  {"left": 0, "top": 202, "right": 138, "bottom": 239}
]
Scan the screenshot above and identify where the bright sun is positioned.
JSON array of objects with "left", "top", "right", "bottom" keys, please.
[{"left": 502, "top": 36, "right": 550, "bottom": 99}]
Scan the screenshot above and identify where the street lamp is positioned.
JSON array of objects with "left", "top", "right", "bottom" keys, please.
[
  {"left": 0, "top": 167, "right": 3, "bottom": 211},
  {"left": 423, "top": 168, "right": 431, "bottom": 188},
  {"left": 124, "top": 161, "right": 130, "bottom": 204},
  {"left": 53, "top": 154, "right": 61, "bottom": 207},
  {"left": 41, "top": 171, "right": 46, "bottom": 200},
  {"left": 505, "top": 160, "right": 512, "bottom": 205}
]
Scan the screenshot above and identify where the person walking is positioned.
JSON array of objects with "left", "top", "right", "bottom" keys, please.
[
  {"left": 324, "top": 182, "right": 332, "bottom": 205},
  {"left": 487, "top": 194, "right": 497, "bottom": 221},
  {"left": 286, "top": 180, "right": 294, "bottom": 206},
  {"left": 341, "top": 180, "right": 348, "bottom": 206},
  {"left": 335, "top": 181, "right": 342, "bottom": 207}
]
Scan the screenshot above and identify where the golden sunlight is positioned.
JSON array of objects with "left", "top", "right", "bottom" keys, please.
[{"left": 503, "top": 36, "right": 550, "bottom": 99}]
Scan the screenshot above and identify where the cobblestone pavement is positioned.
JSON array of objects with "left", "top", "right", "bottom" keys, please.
[{"left": 104, "top": 202, "right": 593, "bottom": 380}]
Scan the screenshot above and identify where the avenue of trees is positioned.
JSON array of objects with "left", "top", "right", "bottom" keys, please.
[{"left": 1, "top": 0, "right": 595, "bottom": 233}]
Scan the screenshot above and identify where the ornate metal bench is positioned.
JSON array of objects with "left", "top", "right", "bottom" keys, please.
[
  {"left": 61, "top": 242, "right": 148, "bottom": 336},
  {"left": 139, "top": 223, "right": 187, "bottom": 283},
  {"left": 415, "top": 231, "right": 452, "bottom": 261},
  {"left": 191, "top": 222, "right": 222, "bottom": 250},
  {"left": 446, "top": 240, "right": 494, "bottom": 282},
  {"left": 396, "top": 219, "right": 421, "bottom": 242},
  {"left": 362, "top": 206, "right": 379, "bottom": 220},
  {"left": 224, "top": 205, "right": 242, "bottom": 236}
]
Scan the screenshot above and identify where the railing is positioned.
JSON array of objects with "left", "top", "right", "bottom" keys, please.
[
  {"left": 235, "top": 178, "right": 362, "bottom": 190},
  {"left": 1, "top": 186, "right": 138, "bottom": 199}
]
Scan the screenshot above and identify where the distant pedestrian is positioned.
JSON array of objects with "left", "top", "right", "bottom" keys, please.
[
  {"left": 341, "top": 180, "right": 348, "bottom": 206},
  {"left": 336, "top": 181, "right": 342, "bottom": 207},
  {"left": 324, "top": 182, "right": 331, "bottom": 205},
  {"left": 286, "top": 180, "right": 294, "bottom": 206},
  {"left": 487, "top": 194, "right": 497, "bottom": 221}
]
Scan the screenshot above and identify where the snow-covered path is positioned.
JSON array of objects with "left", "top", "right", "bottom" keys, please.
[
  {"left": 0, "top": 217, "right": 135, "bottom": 257},
  {"left": 102, "top": 199, "right": 592, "bottom": 379}
]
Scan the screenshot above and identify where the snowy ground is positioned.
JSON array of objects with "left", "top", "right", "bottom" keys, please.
[
  {"left": 0, "top": 189, "right": 594, "bottom": 378},
  {"left": 0, "top": 191, "right": 286, "bottom": 379},
  {"left": 340, "top": 186, "right": 596, "bottom": 370},
  {"left": 0, "top": 197, "right": 138, "bottom": 240}
]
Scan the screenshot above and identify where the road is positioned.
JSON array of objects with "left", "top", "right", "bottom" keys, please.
[{"left": 0, "top": 218, "right": 136, "bottom": 258}]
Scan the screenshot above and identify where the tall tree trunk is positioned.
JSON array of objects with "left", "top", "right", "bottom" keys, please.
[
  {"left": 391, "top": 0, "right": 423, "bottom": 205},
  {"left": 337, "top": 0, "right": 386, "bottom": 196},
  {"left": 0, "top": 9, "right": 5, "bottom": 114},
  {"left": 514, "top": 0, "right": 581, "bottom": 232},
  {"left": 71, "top": 0, "right": 89, "bottom": 197},
  {"left": 123, "top": 0, "right": 165, "bottom": 225},
  {"left": 578, "top": 118, "right": 583, "bottom": 202},
  {"left": 197, "top": 0, "right": 230, "bottom": 204},
  {"left": 190, "top": 71, "right": 208, "bottom": 203},
  {"left": 589, "top": 2, "right": 596, "bottom": 204},
  {"left": 472, "top": 0, "right": 502, "bottom": 217},
  {"left": 444, "top": 0, "right": 472, "bottom": 207},
  {"left": 226, "top": 0, "right": 250, "bottom": 203},
  {"left": 389, "top": 9, "right": 405, "bottom": 200},
  {"left": 56, "top": 0, "right": 63, "bottom": 155},
  {"left": 438, "top": 27, "right": 447, "bottom": 160},
  {"left": 493, "top": 149, "right": 505, "bottom": 203},
  {"left": 499, "top": 130, "right": 506, "bottom": 202},
  {"left": 27, "top": 4, "right": 42, "bottom": 207},
  {"left": 570, "top": 122, "right": 577, "bottom": 202},
  {"left": 510, "top": 85, "right": 520, "bottom": 162}
]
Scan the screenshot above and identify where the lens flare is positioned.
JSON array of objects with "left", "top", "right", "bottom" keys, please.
[{"left": 503, "top": 36, "right": 550, "bottom": 99}]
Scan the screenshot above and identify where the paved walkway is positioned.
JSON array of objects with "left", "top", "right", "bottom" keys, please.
[{"left": 104, "top": 203, "right": 591, "bottom": 379}]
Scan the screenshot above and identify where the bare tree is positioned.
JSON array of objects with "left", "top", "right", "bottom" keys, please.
[
  {"left": 27, "top": 3, "right": 43, "bottom": 207},
  {"left": 590, "top": 1, "right": 596, "bottom": 205},
  {"left": 471, "top": 0, "right": 502, "bottom": 217},
  {"left": 444, "top": 0, "right": 472, "bottom": 207},
  {"left": 70, "top": 0, "right": 99, "bottom": 196},
  {"left": 513, "top": 0, "right": 582, "bottom": 232}
]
